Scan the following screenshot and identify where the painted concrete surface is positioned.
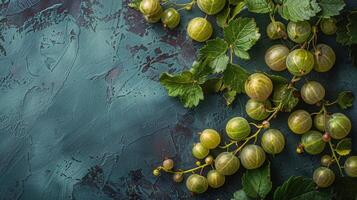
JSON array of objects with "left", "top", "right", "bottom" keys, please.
[{"left": 0, "top": 0, "right": 356, "bottom": 199}]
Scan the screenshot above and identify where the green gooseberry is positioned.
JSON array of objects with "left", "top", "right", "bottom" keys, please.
[
  {"left": 320, "top": 18, "right": 337, "bottom": 35},
  {"left": 245, "top": 73, "right": 273, "bottom": 101},
  {"left": 140, "top": 0, "right": 162, "bottom": 16},
  {"left": 313, "top": 167, "right": 335, "bottom": 188},
  {"left": 215, "top": 152, "right": 240, "bottom": 175},
  {"left": 187, "top": 17, "right": 213, "bottom": 42},
  {"left": 192, "top": 143, "right": 209, "bottom": 159},
  {"left": 314, "top": 113, "right": 331, "bottom": 132},
  {"left": 199, "top": 129, "right": 221, "bottom": 149},
  {"left": 245, "top": 99, "right": 272, "bottom": 121},
  {"left": 327, "top": 113, "right": 351, "bottom": 139},
  {"left": 265, "top": 44, "right": 289, "bottom": 71},
  {"left": 301, "top": 130, "right": 326, "bottom": 155},
  {"left": 321, "top": 155, "right": 333, "bottom": 167},
  {"left": 261, "top": 129, "right": 285, "bottom": 155},
  {"left": 161, "top": 8, "right": 180, "bottom": 29},
  {"left": 144, "top": 6, "right": 163, "bottom": 23},
  {"left": 186, "top": 174, "right": 209, "bottom": 194},
  {"left": 286, "top": 49, "right": 314, "bottom": 76},
  {"left": 239, "top": 144, "right": 266, "bottom": 169},
  {"left": 300, "top": 81, "right": 325, "bottom": 105},
  {"left": 288, "top": 110, "right": 312, "bottom": 134},
  {"left": 266, "top": 21, "right": 287, "bottom": 40},
  {"left": 344, "top": 156, "right": 357, "bottom": 177},
  {"left": 314, "top": 43, "right": 336, "bottom": 73},
  {"left": 197, "top": 0, "right": 225, "bottom": 15},
  {"left": 207, "top": 170, "right": 225, "bottom": 188},
  {"left": 287, "top": 21, "right": 311, "bottom": 43},
  {"left": 226, "top": 117, "right": 251, "bottom": 141}
]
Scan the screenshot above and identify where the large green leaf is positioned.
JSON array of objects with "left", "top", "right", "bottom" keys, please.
[
  {"left": 224, "top": 17, "right": 261, "bottom": 59},
  {"left": 273, "top": 176, "right": 330, "bottom": 200},
  {"left": 231, "top": 190, "right": 253, "bottom": 200},
  {"left": 199, "top": 38, "right": 229, "bottom": 73},
  {"left": 335, "top": 138, "right": 352, "bottom": 156},
  {"left": 217, "top": 7, "right": 231, "bottom": 28},
  {"left": 229, "top": 1, "right": 247, "bottom": 22},
  {"left": 318, "top": 0, "right": 345, "bottom": 18},
  {"left": 242, "top": 163, "right": 272, "bottom": 199},
  {"left": 278, "top": 0, "right": 321, "bottom": 22},
  {"left": 245, "top": 0, "right": 274, "bottom": 13},
  {"left": 223, "top": 63, "right": 250, "bottom": 93},
  {"left": 160, "top": 71, "right": 204, "bottom": 108}
]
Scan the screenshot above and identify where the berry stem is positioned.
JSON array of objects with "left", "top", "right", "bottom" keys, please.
[
  {"left": 328, "top": 141, "right": 344, "bottom": 176},
  {"left": 157, "top": 163, "right": 210, "bottom": 174},
  {"left": 219, "top": 141, "right": 238, "bottom": 149}
]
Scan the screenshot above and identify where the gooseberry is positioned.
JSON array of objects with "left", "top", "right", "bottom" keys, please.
[
  {"left": 186, "top": 174, "right": 209, "bottom": 194},
  {"left": 153, "top": 169, "right": 160, "bottom": 176},
  {"left": 313, "top": 167, "right": 335, "bottom": 188},
  {"left": 266, "top": 21, "right": 287, "bottom": 40},
  {"left": 321, "top": 155, "right": 333, "bottom": 167},
  {"left": 261, "top": 129, "right": 285, "bottom": 155},
  {"left": 286, "top": 49, "right": 314, "bottom": 76},
  {"left": 215, "top": 152, "right": 240, "bottom": 175},
  {"left": 173, "top": 173, "right": 184, "bottom": 183},
  {"left": 200, "top": 129, "right": 221, "bottom": 149},
  {"left": 287, "top": 21, "right": 311, "bottom": 43},
  {"left": 161, "top": 8, "right": 180, "bottom": 29},
  {"left": 226, "top": 117, "right": 251, "bottom": 141},
  {"left": 314, "top": 43, "right": 336, "bottom": 73},
  {"left": 187, "top": 17, "right": 213, "bottom": 42},
  {"left": 327, "top": 113, "right": 351, "bottom": 139},
  {"left": 288, "top": 110, "right": 312, "bottom": 134},
  {"left": 245, "top": 99, "right": 272, "bottom": 121},
  {"left": 300, "top": 81, "right": 325, "bottom": 105},
  {"left": 265, "top": 44, "right": 289, "bottom": 71},
  {"left": 344, "top": 156, "right": 357, "bottom": 177},
  {"left": 301, "top": 130, "right": 326, "bottom": 155},
  {"left": 163, "top": 159, "right": 174, "bottom": 170},
  {"left": 197, "top": 0, "right": 225, "bottom": 15},
  {"left": 207, "top": 170, "right": 225, "bottom": 188},
  {"left": 320, "top": 18, "right": 337, "bottom": 35},
  {"left": 192, "top": 143, "right": 209, "bottom": 159},
  {"left": 245, "top": 73, "right": 273, "bottom": 101},
  {"left": 139, "top": 0, "right": 161, "bottom": 16},
  {"left": 240, "top": 144, "right": 266, "bottom": 169},
  {"left": 205, "top": 155, "right": 214, "bottom": 165},
  {"left": 314, "top": 113, "right": 330, "bottom": 132},
  {"left": 144, "top": 8, "right": 163, "bottom": 23}
]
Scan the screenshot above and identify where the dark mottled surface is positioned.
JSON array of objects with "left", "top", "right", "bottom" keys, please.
[{"left": 0, "top": 0, "right": 356, "bottom": 199}]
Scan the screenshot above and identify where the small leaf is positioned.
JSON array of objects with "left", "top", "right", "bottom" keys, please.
[
  {"left": 202, "top": 78, "right": 224, "bottom": 94},
  {"left": 224, "top": 90, "right": 237, "bottom": 105},
  {"left": 128, "top": 0, "right": 142, "bottom": 10},
  {"left": 273, "top": 176, "right": 315, "bottom": 200},
  {"left": 337, "top": 91, "right": 354, "bottom": 109},
  {"left": 231, "top": 190, "right": 253, "bottom": 200},
  {"left": 336, "top": 18, "right": 352, "bottom": 46},
  {"left": 217, "top": 7, "right": 231, "bottom": 28},
  {"left": 278, "top": 0, "right": 321, "bottom": 22},
  {"left": 224, "top": 17, "right": 261, "bottom": 60},
  {"left": 242, "top": 163, "right": 272, "bottom": 199},
  {"left": 335, "top": 138, "right": 352, "bottom": 156},
  {"left": 245, "top": 0, "right": 274, "bottom": 14},
  {"left": 347, "top": 11, "right": 357, "bottom": 44},
  {"left": 229, "top": 1, "right": 246, "bottom": 22},
  {"left": 273, "top": 84, "right": 299, "bottom": 112},
  {"left": 209, "top": 54, "right": 230, "bottom": 73},
  {"left": 318, "top": 0, "right": 345, "bottom": 18},
  {"left": 160, "top": 71, "right": 204, "bottom": 108},
  {"left": 223, "top": 63, "right": 250, "bottom": 93},
  {"left": 264, "top": 73, "right": 288, "bottom": 86},
  {"left": 199, "top": 38, "right": 229, "bottom": 73}
]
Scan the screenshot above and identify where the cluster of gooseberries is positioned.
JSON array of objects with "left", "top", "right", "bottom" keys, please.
[{"left": 133, "top": 0, "right": 357, "bottom": 195}]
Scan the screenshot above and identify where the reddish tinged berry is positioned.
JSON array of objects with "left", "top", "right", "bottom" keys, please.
[{"left": 322, "top": 133, "right": 331, "bottom": 142}]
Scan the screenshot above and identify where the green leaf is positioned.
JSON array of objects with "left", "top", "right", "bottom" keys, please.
[
  {"left": 264, "top": 73, "right": 288, "bottom": 86},
  {"left": 223, "top": 63, "right": 250, "bottom": 93},
  {"left": 230, "top": 0, "right": 244, "bottom": 5},
  {"left": 190, "top": 59, "right": 213, "bottom": 82},
  {"left": 200, "top": 38, "right": 229, "bottom": 73},
  {"left": 229, "top": 2, "right": 247, "bottom": 22},
  {"left": 224, "top": 17, "right": 261, "bottom": 60},
  {"left": 245, "top": 0, "right": 274, "bottom": 14},
  {"left": 337, "top": 91, "right": 354, "bottom": 109},
  {"left": 128, "top": 0, "right": 142, "bottom": 10},
  {"left": 242, "top": 163, "right": 272, "bottom": 199},
  {"left": 335, "top": 138, "right": 352, "bottom": 156},
  {"left": 202, "top": 78, "right": 224, "bottom": 94},
  {"left": 160, "top": 71, "right": 204, "bottom": 108},
  {"left": 231, "top": 190, "right": 253, "bottom": 200},
  {"left": 273, "top": 176, "right": 316, "bottom": 200},
  {"left": 273, "top": 84, "right": 299, "bottom": 112},
  {"left": 278, "top": 0, "right": 321, "bottom": 22},
  {"left": 290, "top": 191, "right": 332, "bottom": 200},
  {"left": 347, "top": 11, "right": 357, "bottom": 44},
  {"left": 224, "top": 90, "right": 237, "bottom": 105},
  {"left": 217, "top": 7, "right": 231, "bottom": 28},
  {"left": 332, "top": 177, "right": 357, "bottom": 200},
  {"left": 318, "top": 0, "right": 345, "bottom": 18},
  {"left": 336, "top": 18, "right": 352, "bottom": 46}
]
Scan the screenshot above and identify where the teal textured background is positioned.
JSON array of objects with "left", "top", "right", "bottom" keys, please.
[{"left": 0, "top": 0, "right": 356, "bottom": 199}]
